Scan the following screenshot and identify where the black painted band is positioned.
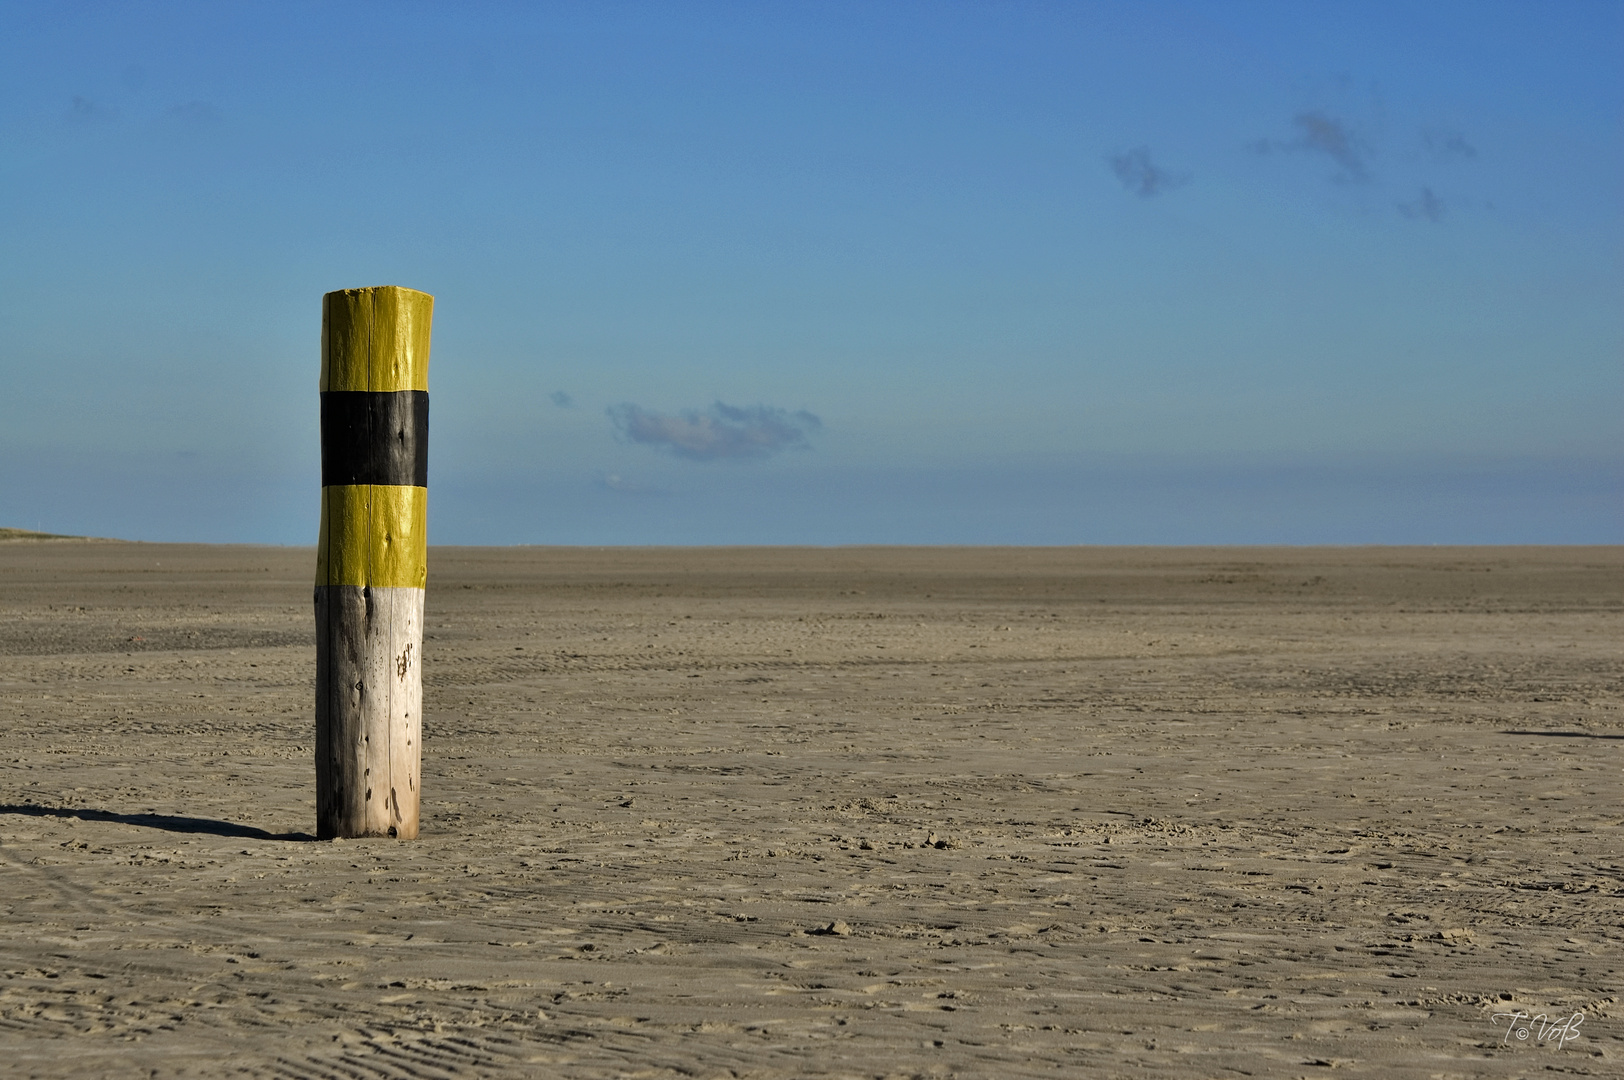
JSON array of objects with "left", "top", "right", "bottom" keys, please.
[{"left": 321, "top": 390, "right": 428, "bottom": 488}]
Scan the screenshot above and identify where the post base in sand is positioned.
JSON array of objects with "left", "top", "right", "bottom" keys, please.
[{"left": 315, "top": 584, "right": 423, "bottom": 839}]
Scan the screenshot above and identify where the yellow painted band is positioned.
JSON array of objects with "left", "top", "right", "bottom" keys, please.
[
  {"left": 316, "top": 485, "right": 428, "bottom": 588},
  {"left": 320, "top": 286, "right": 433, "bottom": 393}
]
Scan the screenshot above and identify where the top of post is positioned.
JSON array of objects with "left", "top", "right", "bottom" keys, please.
[{"left": 320, "top": 286, "right": 434, "bottom": 393}]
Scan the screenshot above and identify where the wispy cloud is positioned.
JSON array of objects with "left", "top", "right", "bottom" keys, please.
[
  {"left": 550, "top": 391, "right": 574, "bottom": 408},
  {"left": 1108, "top": 148, "right": 1188, "bottom": 197},
  {"left": 1252, "top": 111, "right": 1370, "bottom": 182},
  {"left": 607, "top": 402, "right": 821, "bottom": 462},
  {"left": 1398, "top": 187, "right": 1446, "bottom": 222},
  {"left": 1422, "top": 129, "right": 1476, "bottom": 162},
  {"left": 66, "top": 95, "right": 115, "bottom": 123}
]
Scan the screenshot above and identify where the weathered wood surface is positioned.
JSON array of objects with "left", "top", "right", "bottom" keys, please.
[{"left": 314, "top": 585, "right": 422, "bottom": 838}]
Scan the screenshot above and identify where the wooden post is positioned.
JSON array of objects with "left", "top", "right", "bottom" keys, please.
[{"left": 315, "top": 286, "right": 432, "bottom": 839}]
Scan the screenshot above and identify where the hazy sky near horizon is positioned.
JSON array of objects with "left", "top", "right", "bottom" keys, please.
[{"left": 1, "top": 1, "right": 1619, "bottom": 544}]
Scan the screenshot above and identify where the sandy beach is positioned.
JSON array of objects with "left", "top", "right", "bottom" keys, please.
[{"left": 1, "top": 541, "right": 1619, "bottom": 1078}]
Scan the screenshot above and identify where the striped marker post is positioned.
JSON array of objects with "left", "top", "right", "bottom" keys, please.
[{"left": 315, "top": 286, "right": 432, "bottom": 840}]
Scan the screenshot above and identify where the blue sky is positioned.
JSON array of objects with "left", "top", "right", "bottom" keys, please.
[{"left": 1, "top": 1, "right": 1618, "bottom": 544}]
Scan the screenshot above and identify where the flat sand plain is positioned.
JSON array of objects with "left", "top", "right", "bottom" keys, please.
[{"left": 1, "top": 543, "right": 1621, "bottom": 1079}]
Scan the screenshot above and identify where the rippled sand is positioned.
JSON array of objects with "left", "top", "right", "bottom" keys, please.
[{"left": 1, "top": 542, "right": 1620, "bottom": 1077}]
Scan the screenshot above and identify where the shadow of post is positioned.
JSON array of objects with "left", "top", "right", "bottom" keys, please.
[{"left": 0, "top": 804, "right": 316, "bottom": 841}]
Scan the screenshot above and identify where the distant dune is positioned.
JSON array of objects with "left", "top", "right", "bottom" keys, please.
[{"left": 0, "top": 527, "right": 97, "bottom": 541}]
